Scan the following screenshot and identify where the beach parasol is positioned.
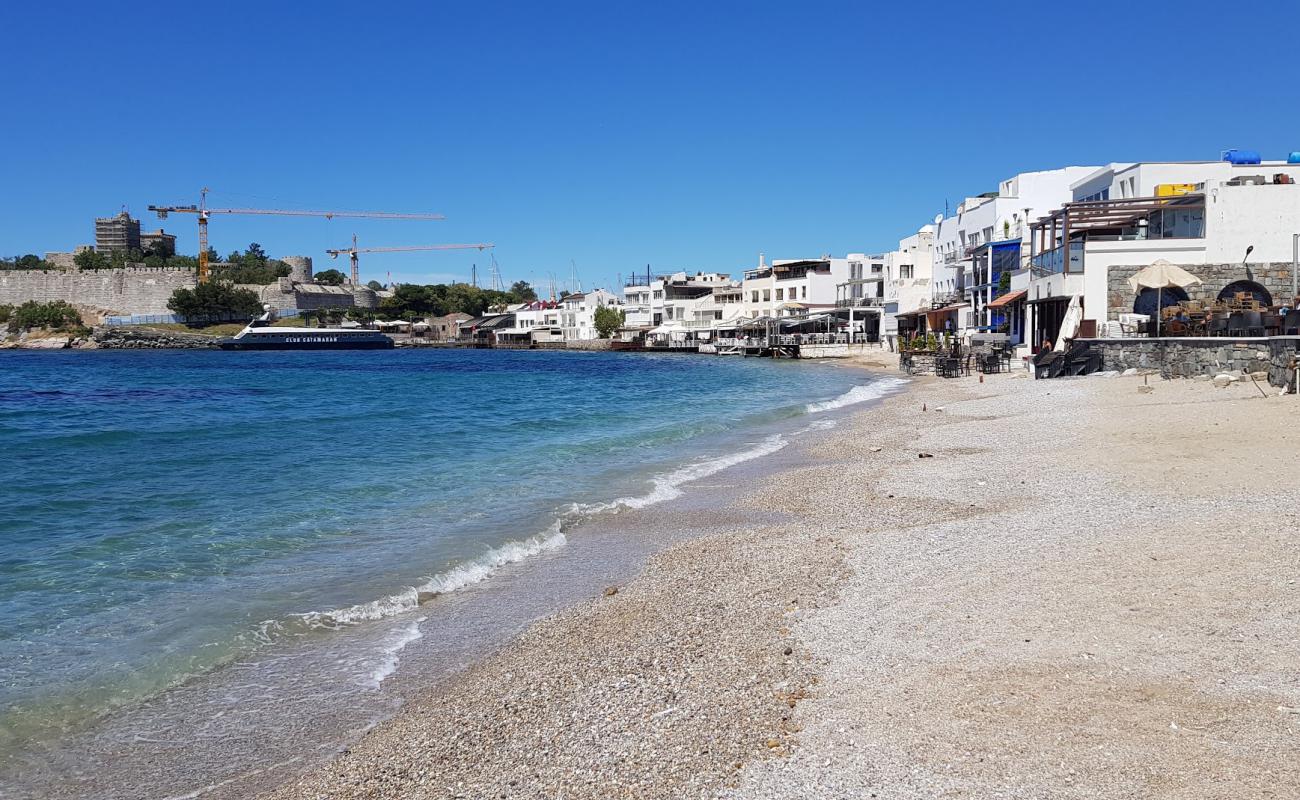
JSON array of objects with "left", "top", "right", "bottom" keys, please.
[{"left": 1128, "top": 260, "right": 1202, "bottom": 336}]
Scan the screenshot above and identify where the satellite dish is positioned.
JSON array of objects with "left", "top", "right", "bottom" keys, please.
[{"left": 933, "top": 213, "right": 944, "bottom": 225}]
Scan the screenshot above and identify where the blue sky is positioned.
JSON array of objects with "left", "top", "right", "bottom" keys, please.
[{"left": 3, "top": 1, "right": 1298, "bottom": 290}]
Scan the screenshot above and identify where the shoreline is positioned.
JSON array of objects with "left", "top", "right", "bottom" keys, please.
[
  {"left": 4, "top": 356, "right": 900, "bottom": 800},
  {"left": 269, "top": 366, "right": 1299, "bottom": 799}
]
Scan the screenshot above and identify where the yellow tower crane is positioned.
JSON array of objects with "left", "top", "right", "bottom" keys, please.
[
  {"left": 327, "top": 235, "right": 494, "bottom": 286},
  {"left": 147, "top": 188, "right": 445, "bottom": 283}
]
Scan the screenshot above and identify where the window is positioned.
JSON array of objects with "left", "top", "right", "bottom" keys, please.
[
  {"left": 801, "top": 286, "right": 807, "bottom": 299},
  {"left": 763, "top": 290, "right": 770, "bottom": 302},
  {"left": 776, "top": 288, "right": 784, "bottom": 301},
  {"left": 751, "top": 290, "right": 759, "bottom": 302},
  {"left": 901, "top": 265, "right": 914, "bottom": 279}
]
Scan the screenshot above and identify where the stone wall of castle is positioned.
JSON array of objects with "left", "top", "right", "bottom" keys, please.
[{"left": 0, "top": 268, "right": 197, "bottom": 316}]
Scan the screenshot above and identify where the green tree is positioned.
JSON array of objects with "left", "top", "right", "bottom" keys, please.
[
  {"left": 167, "top": 282, "right": 263, "bottom": 323},
  {"left": 346, "top": 306, "right": 376, "bottom": 324},
  {"left": 108, "top": 248, "right": 145, "bottom": 268},
  {"left": 214, "top": 261, "right": 291, "bottom": 285},
  {"left": 144, "top": 239, "right": 173, "bottom": 260},
  {"left": 380, "top": 283, "right": 447, "bottom": 317},
  {"left": 8, "top": 254, "right": 47, "bottom": 270},
  {"left": 74, "top": 250, "right": 112, "bottom": 270},
  {"left": 366, "top": 280, "right": 384, "bottom": 291},
  {"left": 593, "top": 305, "right": 625, "bottom": 338},
  {"left": 314, "top": 268, "right": 347, "bottom": 286},
  {"left": 509, "top": 281, "right": 538, "bottom": 302}
]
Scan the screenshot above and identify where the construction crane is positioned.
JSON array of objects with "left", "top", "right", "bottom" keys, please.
[
  {"left": 148, "top": 188, "right": 445, "bottom": 283},
  {"left": 326, "top": 235, "right": 494, "bottom": 285}
]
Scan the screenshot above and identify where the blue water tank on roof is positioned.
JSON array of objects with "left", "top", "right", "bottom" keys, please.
[
  {"left": 1288, "top": 152, "right": 1300, "bottom": 164},
  {"left": 1222, "top": 149, "right": 1262, "bottom": 165}
]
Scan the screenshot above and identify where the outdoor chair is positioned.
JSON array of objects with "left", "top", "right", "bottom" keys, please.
[
  {"left": 1206, "top": 315, "right": 1229, "bottom": 337},
  {"left": 1231, "top": 310, "right": 1265, "bottom": 337}
]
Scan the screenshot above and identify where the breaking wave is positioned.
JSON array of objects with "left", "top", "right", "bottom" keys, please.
[
  {"left": 804, "top": 378, "right": 907, "bottom": 414},
  {"left": 576, "top": 433, "right": 790, "bottom": 514},
  {"left": 282, "top": 521, "right": 568, "bottom": 632},
  {"left": 250, "top": 388, "right": 883, "bottom": 655}
]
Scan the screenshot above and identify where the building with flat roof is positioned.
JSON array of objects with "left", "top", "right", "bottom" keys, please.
[
  {"left": 139, "top": 228, "right": 176, "bottom": 257},
  {"left": 95, "top": 211, "right": 141, "bottom": 253}
]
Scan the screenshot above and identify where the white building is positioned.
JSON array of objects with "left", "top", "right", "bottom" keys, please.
[
  {"left": 1025, "top": 158, "right": 1300, "bottom": 349},
  {"left": 512, "top": 300, "right": 563, "bottom": 343},
  {"left": 559, "top": 288, "right": 621, "bottom": 340},
  {"left": 924, "top": 167, "right": 1100, "bottom": 341},
  {"left": 658, "top": 272, "right": 739, "bottom": 331},
  {"left": 621, "top": 272, "right": 666, "bottom": 329},
  {"left": 880, "top": 225, "right": 936, "bottom": 342},
  {"left": 741, "top": 255, "right": 851, "bottom": 318}
]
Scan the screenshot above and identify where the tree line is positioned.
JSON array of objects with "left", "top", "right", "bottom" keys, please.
[{"left": 378, "top": 280, "right": 539, "bottom": 318}]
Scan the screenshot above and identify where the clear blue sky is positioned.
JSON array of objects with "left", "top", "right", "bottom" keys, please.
[{"left": 3, "top": 0, "right": 1298, "bottom": 290}]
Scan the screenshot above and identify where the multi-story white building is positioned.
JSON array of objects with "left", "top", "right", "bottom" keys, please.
[
  {"left": 559, "top": 288, "right": 621, "bottom": 340},
  {"left": 512, "top": 300, "right": 563, "bottom": 343},
  {"left": 741, "top": 255, "right": 851, "bottom": 318},
  {"left": 621, "top": 273, "right": 665, "bottom": 329},
  {"left": 657, "top": 272, "right": 738, "bottom": 330},
  {"left": 1027, "top": 158, "right": 1300, "bottom": 349},
  {"left": 920, "top": 166, "right": 1100, "bottom": 342},
  {"left": 880, "top": 225, "right": 936, "bottom": 342}
]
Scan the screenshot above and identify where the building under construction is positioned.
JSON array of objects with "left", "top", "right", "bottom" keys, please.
[{"left": 94, "top": 211, "right": 141, "bottom": 253}]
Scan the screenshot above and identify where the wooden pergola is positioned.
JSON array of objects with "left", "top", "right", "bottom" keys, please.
[{"left": 1030, "top": 194, "right": 1207, "bottom": 272}]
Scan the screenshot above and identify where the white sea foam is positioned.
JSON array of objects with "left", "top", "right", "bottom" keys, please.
[
  {"left": 365, "top": 618, "right": 425, "bottom": 688},
  {"left": 416, "top": 521, "right": 566, "bottom": 595},
  {"left": 804, "top": 418, "right": 838, "bottom": 431},
  {"left": 283, "top": 522, "right": 567, "bottom": 632},
  {"left": 577, "top": 433, "right": 791, "bottom": 515},
  {"left": 264, "top": 418, "right": 832, "bottom": 639},
  {"left": 804, "top": 378, "right": 907, "bottom": 414}
]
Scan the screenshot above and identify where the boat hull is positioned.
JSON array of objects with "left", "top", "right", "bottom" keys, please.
[{"left": 217, "top": 336, "right": 395, "bottom": 351}]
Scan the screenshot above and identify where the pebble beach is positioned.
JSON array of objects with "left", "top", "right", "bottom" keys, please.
[{"left": 268, "top": 363, "right": 1300, "bottom": 799}]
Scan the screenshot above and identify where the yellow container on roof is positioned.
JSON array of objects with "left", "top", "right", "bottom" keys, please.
[{"left": 1155, "top": 183, "right": 1198, "bottom": 197}]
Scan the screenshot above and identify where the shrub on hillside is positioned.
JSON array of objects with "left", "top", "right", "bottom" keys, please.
[{"left": 7, "top": 301, "right": 83, "bottom": 332}]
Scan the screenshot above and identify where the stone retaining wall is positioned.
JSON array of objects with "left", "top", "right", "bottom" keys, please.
[
  {"left": 564, "top": 339, "right": 612, "bottom": 351},
  {"left": 1082, "top": 337, "right": 1300, "bottom": 388},
  {"left": 1106, "top": 262, "right": 1295, "bottom": 320},
  {"left": 92, "top": 327, "right": 218, "bottom": 349}
]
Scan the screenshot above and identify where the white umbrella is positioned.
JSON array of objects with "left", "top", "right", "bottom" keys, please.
[{"left": 1128, "top": 259, "right": 1202, "bottom": 336}]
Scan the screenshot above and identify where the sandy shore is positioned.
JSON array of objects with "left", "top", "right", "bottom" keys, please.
[{"left": 268, "top": 364, "right": 1300, "bottom": 799}]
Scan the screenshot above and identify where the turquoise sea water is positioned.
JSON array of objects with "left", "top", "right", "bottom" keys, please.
[{"left": 0, "top": 348, "right": 900, "bottom": 787}]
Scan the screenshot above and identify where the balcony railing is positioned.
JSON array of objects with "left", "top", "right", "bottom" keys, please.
[
  {"left": 1029, "top": 240, "right": 1084, "bottom": 275},
  {"left": 840, "top": 297, "right": 885, "bottom": 308}
]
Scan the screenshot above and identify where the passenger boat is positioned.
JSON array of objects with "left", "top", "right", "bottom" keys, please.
[{"left": 217, "top": 313, "right": 395, "bottom": 351}]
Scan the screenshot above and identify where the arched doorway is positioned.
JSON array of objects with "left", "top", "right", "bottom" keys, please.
[
  {"left": 1217, "top": 280, "right": 1272, "bottom": 306},
  {"left": 1133, "top": 286, "right": 1188, "bottom": 317}
]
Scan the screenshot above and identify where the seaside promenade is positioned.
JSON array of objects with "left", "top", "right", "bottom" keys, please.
[{"left": 266, "top": 365, "right": 1300, "bottom": 799}]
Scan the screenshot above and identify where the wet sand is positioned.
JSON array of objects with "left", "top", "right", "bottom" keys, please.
[{"left": 268, "top": 364, "right": 1300, "bottom": 799}]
